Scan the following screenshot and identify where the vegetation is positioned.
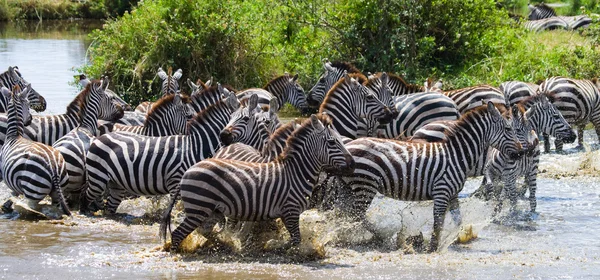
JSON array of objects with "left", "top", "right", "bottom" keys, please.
[
  {"left": 77, "top": 0, "right": 600, "bottom": 109},
  {"left": 0, "top": 0, "right": 138, "bottom": 21}
]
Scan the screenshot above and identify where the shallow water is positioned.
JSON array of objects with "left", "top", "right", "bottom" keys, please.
[{"left": 2, "top": 20, "right": 600, "bottom": 279}]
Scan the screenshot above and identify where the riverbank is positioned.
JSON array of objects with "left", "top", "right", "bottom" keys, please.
[{"left": 0, "top": 0, "right": 137, "bottom": 21}]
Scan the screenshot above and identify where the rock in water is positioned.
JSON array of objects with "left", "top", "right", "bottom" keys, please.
[
  {"left": 10, "top": 197, "right": 63, "bottom": 220},
  {"left": 456, "top": 224, "right": 477, "bottom": 244}
]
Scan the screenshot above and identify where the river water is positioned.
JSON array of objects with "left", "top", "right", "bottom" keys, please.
[{"left": 1, "top": 20, "right": 600, "bottom": 280}]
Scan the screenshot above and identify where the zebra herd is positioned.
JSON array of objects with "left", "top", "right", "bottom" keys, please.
[
  {"left": 0, "top": 61, "right": 598, "bottom": 254},
  {"left": 523, "top": 3, "right": 592, "bottom": 32}
]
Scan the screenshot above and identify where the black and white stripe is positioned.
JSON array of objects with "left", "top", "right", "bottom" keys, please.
[
  {"left": 0, "top": 85, "right": 70, "bottom": 216},
  {"left": 523, "top": 17, "right": 568, "bottom": 32},
  {"left": 500, "top": 81, "right": 539, "bottom": 107},
  {"left": 307, "top": 60, "right": 361, "bottom": 108},
  {"left": 161, "top": 114, "right": 355, "bottom": 251},
  {"left": 0, "top": 66, "right": 46, "bottom": 112},
  {"left": 79, "top": 93, "right": 241, "bottom": 215},
  {"left": 135, "top": 67, "right": 183, "bottom": 114},
  {"left": 340, "top": 103, "right": 522, "bottom": 252},
  {"left": 318, "top": 72, "right": 394, "bottom": 139},
  {"left": 528, "top": 3, "right": 557, "bottom": 20},
  {"left": 443, "top": 85, "right": 507, "bottom": 114}
]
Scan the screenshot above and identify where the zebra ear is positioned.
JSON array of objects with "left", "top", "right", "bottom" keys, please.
[
  {"left": 248, "top": 94, "right": 259, "bottom": 112},
  {"left": 342, "top": 70, "right": 350, "bottom": 82},
  {"left": 292, "top": 73, "right": 299, "bottom": 82},
  {"left": 8, "top": 66, "right": 19, "bottom": 79},
  {"left": 310, "top": 114, "right": 325, "bottom": 131},
  {"left": 269, "top": 98, "right": 280, "bottom": 114},
  {"left": 173, "top": 69, "right": 183, "bottom": 80},
  {"left": 324, "top": 61, "right": 335, "bottom": 72},
  {"left": 434, "top": 79, "right": 443, "bottom": 90},
  {"left": 100, "top": 76, "right": 110, "bottom": 92},
  {"left": 1, "top": 87, "right": 11, "bottom": 100},
  {"left": 157, "top": 67, "right": 168, "bottom": 80},
  {"left": 187, "top": 78, "right": 199, "bottom": 91},
  {"left": 488, "top": 101, "right": 502, "bottom": 121},
  {"left": 205, "top": 76, "right": 213, "bottom": 87}
]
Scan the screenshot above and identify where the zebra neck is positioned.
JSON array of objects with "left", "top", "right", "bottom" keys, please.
[
  {"left": 6, "top": 111, "right": 23, "bottom": 139},
  {"left": 444, "top": 124, "right": 488, "bottom": 175},
  {"left": 526, "top": 107, "right": 543, "bottom": 134},
  {"left": 80, "top": 100, "right": 100, "bottom": 135},
  {"left": 188, "top": 113, "right": 231, "bottom": 162},
  {"left": 281, "top": 155, "right": 321, "bottom": 196}
]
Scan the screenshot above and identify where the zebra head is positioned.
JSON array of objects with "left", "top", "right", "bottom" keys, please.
[
  {"left": 187, "top": 77, "right": 213, "bottom": 96},
  {"left": 345, "top": 73, "right": 394, "bottom": 125},
  {"left": 283, "top": 73, "right": 310, "bottom": 115},
  {"left": 365, "top": 72, "right": 399, "bottom": 119},
  {"left": 100, "top": 75, "right": 132, "bottom": 111},
  {"left": 5, "top": 66, "right": 46, "bottom": 112},
  {"left": 311, "top": 113, "right": 355, "bottom": 174},
  {"left": 511, "top": 105, "right": 538, "bottom": 155},
  {"left": 94, "top": 77, "right": 125, "bottom": 121},
  {"left": 5, "top": 84, "right": 32, "bottom": 127},
  {"left": 487, "top": 102, "right": 524, "bottom": 160},
  {"left": 220, "top": 93, "right": 264, "bottom": 146},
  {"left": 307, "top": 61, "right": 360, "bottom": 108},
  {"left": 526, "top": 94, "right": 576, "bottom": 143},
  {"left": 258, "top": 97, "right": 282, "bottom": 133},
  {"left": 157, "top": 67, "right": 183, "bottom": 96},
  {"left": 146, "top": 94, "right": 193, "bottom": 135}
]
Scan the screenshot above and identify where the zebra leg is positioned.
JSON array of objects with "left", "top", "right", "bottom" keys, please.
[
  {"left": 170, "top": 216, "right": 204, "bottom": 252},
  {"left": 448, "top": 196, "right": 462, "bottom": 225},
  {"left": 502, "top": 171, "right": 519, "bottom": 215},
  {"left": 428, "top": 195, "right": 450, "bottom": 253},
  {"left": 526, "top": 168, "right": 538, "bottom": 214},
  {"left": 578, "top": 124, "right": 585, "bottom": 149},
  {"left": 49, "top": 184, "right": 71, "bottom": 216},
  {"left": 555, "top": 138, "right": 564, "bottom": 153},
  {"left": 105, "top": 185, "right": 126, "bottom": 215},
  {"left": 80, "top": 172, "right": 110, "bottom": 214},
  {"left": 543, "top": 133, "right": 551, "bottom": 153},
  {"left": 282, "top": 208, "right": 302, "bottom": 246}
]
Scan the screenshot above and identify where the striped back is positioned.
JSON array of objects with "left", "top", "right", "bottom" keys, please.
[
  {"left": 157, "top": 67, "right": 183, "bottom": 96},
  {"left": 443, "top": 85, "right": 507, "bottom": 114},
  {"left": 0, "top": 66, "right": 46, "bottom": 112},
  {"left": 538, "top": 76, "right": 600, "bottom": 124},
  {"left": 307, "top": 61, "right": 361, "bottom": 107},
  {"left": 319, "top": 72, "right": 393, "bottom": 139},
  {"left": 528, "top": 3, "right": 556, "bottom": 20},
  {"left": 264, "top": 73, "right": 309, "bottom": 113},
  {"left": 523, "top": 17, "right": 568, "bottom": 32},
  {"left": 500, "top": 81, "right": 538, "bottom": 107}
]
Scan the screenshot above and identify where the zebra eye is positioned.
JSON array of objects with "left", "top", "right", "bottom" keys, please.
[
  {"left": 264, "top": 120, "right": 271, "bottom": 125},
  {"left": 319, "top": 77, "right": 325, "bottom": 83},
  {"left": 366, "top": 95, "right": 375, "bottom": 100},
  {"left": 243, "top": 116, "right": 250, "bottom": 121}
]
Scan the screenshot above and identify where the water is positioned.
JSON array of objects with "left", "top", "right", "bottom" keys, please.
[{"left": 2, "top": 20, "right": 600, "bottom": 279}]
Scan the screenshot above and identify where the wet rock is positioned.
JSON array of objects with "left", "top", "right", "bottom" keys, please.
[{"left": 10, "top": 197, "right": 64, "bottom": 220}]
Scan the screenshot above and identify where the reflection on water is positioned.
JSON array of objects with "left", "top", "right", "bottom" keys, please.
[
  {"left": 2, "top": 20, "right": 600, "bottom": 279},
  {"left": 0, "top": 20, "right": 101, "bottom": 115}
]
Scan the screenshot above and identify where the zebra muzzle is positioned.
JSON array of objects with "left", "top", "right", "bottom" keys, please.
[{"left": 220, "top": 130, "right": 234, "bottom": 146}]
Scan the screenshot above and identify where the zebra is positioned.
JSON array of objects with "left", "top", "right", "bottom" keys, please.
[
  {"left": 238, "top": 73, "right": 310, "bottom": 114},
  {"left": 366, "top": 72, "right": 430, "bottom": 96},
  {"left": 0, "top": 66, "right": 46, "bottom": 112},
  {"left": 443, "top": 85, "right": 507, "bottom": 114},
  {"left": 0, "top": 85, "right": 70, "bottom": 216},
  {"left": 100, "top": 94, "right": 193, "bottom": 136},
  {"left": 339, "top": 102, "right": 523, "bottom": 252},
  {"left": 161, "top": 114, "right": 355, "bottom": 252},
  {"left": 22, "top": 82, "right": 125, "bottom": 146},
  {"left": 528, "top": 3, "right": 557, "bottom": 20},
  {"left": 307, "top": 60, "right": 362, "bottom": 108},
  {"left": 500, "top": 81, "right": 539, "bottom": 107},
  {"left": 78, "top": 74, "right": 133, "bottom": 111},
  {"left": 318, "top": 72, "right": 394, "bottom": 139},
  {"left": 187, "top": 77, "right": 212, "bottom": 95},
  {"left": 135, "top": 67, "right": 183, "bottom": 114},
  {"left": 538, "top": 76, "right": 600, "bottom": 152},
  {"left": 79, "top": 87, "right": 240, "bottom": 215},
  {"left": 52, "top": 78, "right": 124, "bottom": 200},
  {"left": 523, "top": 17, "right": 569, "bottom": 32}
]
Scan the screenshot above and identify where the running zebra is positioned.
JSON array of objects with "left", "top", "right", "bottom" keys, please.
[
  {"left": 443, "top": 85, "right": 507, "bottom": 114},
  {"left": 22, "top": 83, "right": 125, "bottom": 146},
  {"left": 80, "top": 89, "right": 240, "bottom": 215},
  {"left": 0, "top": 85, "right": 70, "bottom": 216},
  {"left": 52, "top": 78, "right": 123, "bottom": 198},
  {"left": 0, "top": 66, "right": 46, "bottom": 112},
  {"left": 340, "top": 102, "right": 523, "bottom": 252},
  {"left": 318, "top": 72, "right": 394, "bottom": 139},
  {"left": 101, "top": 94, "right": 193, "bottom": 136},
  {"left": 538, "top": 76, "right": 600, "bottom": 152},
  {"left": 135, "top": 67, "right": 183, "bottom": 114},
  {"left": 307, "top": 60, "right": 362, "bottom": 108},
  {"left": 162, "top": 114, "right": 355, "bottom": 251}
]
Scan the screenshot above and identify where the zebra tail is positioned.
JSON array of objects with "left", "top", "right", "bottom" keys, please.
[
  {"left": 160, "top": 190, "right": 179, "bottom": 242},
  {"left": 53, "top": 175, "right": 71, "bottom": 216}
]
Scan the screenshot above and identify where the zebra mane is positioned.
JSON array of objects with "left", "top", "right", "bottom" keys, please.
[
  {"left": 330, "top": 61, "right": 361, "bottom": 74},
  {"left": 263, "top": 75, "right": 291, "bottom": 90},
  {"left": 279, "top": 114, "right": 332, "bottom": 161},
  {"left": 319, "top": 73, "right": 365, "bottom": 113},
  {"left": 367, "top": 72, "right": 423, "bottom": 91},
  {"left": 186, "top": 99, "right": 230, "bottom": 131},
  {"left": 144, "top": 94, "right": 189, "bottom": 126},
  {"left": 268, "top": 120, "right": 298, "bottom": 142},
  {"left": 74, "top": 79, "right": 101, "bottom": 120},
  {"left": 442, "top": 104, "right": 509, "bottom": 140}
]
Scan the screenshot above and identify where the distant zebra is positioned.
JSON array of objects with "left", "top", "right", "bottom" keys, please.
[
  {"left": 318, "top": 72, "right": 394, "bottom": 139},
  {"left": 307, "top": 60, "right": 362, "bottom": 108},
  {"left": 0, "top": 85, "right": 70, "bottom": 216},
  {"left": 188, "top": 84, "right": 230, "bottom": 113},
  {"left": 238, "top": 73, "right": 310, "bottom": 114},
  {"left": 528, "top": 3, "right": 557, "bottom": 20},
  {"left": 187, "top": 78, "right": 212, "bottom": 95},
  {"left": 101, "top": 94, "right": 193, "bottom": 136},
  {"left": 500, "top": 81, "right": 538, "bottom": 106},
  {"left": 523, "top": 17, "right": 569, "bottom": 32},
  {"left": 0, "top": 66, "right": 46, "bottom": 112},
  {"left": 52, "top": 78, "right": 123, "bottom": 198},
  {"left": 366, "top": 72, "right": 430, "bottom": 96},
  {"left": 161, "top": 114, "right": 355, "bottom": 251},
  {"left": 340, "top": 103, "right": 523, "bottom": 252},
  {"left": 443, "top": 85, "right": 507, "bottom": 114},
  {"left": 135, "top": 67, "right": 183, "bottom": 114},
  {"left": 80, "top": 90, "right": 241, "bottom": 215},
  {"left": 538, "top": 76, "right": 600, "bottom": 152},
  {"left": 22, "top": 83, "right": 125, "bottom": 146}
]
